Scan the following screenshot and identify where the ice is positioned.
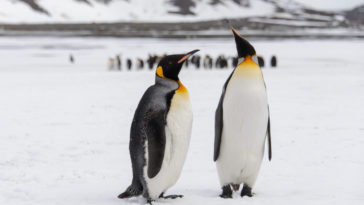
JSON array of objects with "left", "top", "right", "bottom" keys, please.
[{"left": 0, "top": 37, "right": 364, "bottom": 204}]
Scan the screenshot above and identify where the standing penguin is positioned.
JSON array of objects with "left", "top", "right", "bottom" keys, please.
[
  {"left": 270, "top": 55, "right": 277, "bottom": 68},
  {"left": 118, "top": 50, "right": 199, "bottom": 203},
  {"left": 214, "top": 28, "right": 272, "bottom": 198}
]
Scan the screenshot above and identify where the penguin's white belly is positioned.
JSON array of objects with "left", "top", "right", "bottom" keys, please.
[
  {"left": 216, "top": 75, "right": 268, "bottom": 187},
  {"left": 145, "top": 93, "right": 192, "bottom": 199}
]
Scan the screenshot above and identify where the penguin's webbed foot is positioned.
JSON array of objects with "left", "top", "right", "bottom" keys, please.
[
  {"left": 163, "top": 195, "right": 184, "bottom": 199},
  {"left": 117, "top": 184, "right": 143, "bottom": 199},
  {"left": 240, "top": 185, "right": 254, "bottom": 197},
  {"left": 147, "top": 198, "right": 153, "bottom": 205},
  {"left": 159, "top": 192, "right": 183, "bottom": 199},
  {"left": 219, "top": 185, "right": 232, "bottom": 198}
]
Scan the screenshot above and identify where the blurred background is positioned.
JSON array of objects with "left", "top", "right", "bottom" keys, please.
[
  {"left": 1, "top": 1, "right": 364, "bottom": 205},
  {"left": 0, "top": 0, "right": 363, "bottom": 38}
]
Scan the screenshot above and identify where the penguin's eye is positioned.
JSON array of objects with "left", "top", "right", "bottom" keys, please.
[{"left": 252, "top": 56, "right": 259, "bottom": 65}]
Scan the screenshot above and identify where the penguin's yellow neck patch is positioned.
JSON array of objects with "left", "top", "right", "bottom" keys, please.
[
  {"left": 156, "top": 66, "right": 189, "bottom": 97},
  {"left": 239, "top": 55, "right": 258, "bottom": 67},
  {"left": 176, "top": 80, "right": 189, "bottom": 98},
  {"left": 235, "top": 55, "right": 262, "bottom": 78}
]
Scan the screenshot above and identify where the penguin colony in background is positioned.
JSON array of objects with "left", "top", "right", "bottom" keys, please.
[
  {"left": 107, "top": 54, "right": 278, "bottom": 70},
  {"left": 119, "top": 29, "right": 272, "bottom": 204}
]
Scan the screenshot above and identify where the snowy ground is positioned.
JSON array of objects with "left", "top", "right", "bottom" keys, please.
[{"left": 0, "top": 37, "right": 364, "bottom": 205}]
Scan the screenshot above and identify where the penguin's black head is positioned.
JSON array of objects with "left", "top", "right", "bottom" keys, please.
[
  {"left": 156, "top": 49, "right": 199, "bottom": 81},
  {"left": 232, "top": 28, "right": 256, "bottom": 58}
]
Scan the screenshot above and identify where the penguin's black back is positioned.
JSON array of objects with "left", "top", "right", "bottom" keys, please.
[{"left": 129, "top": 77, "right": 178, "bottom": 187}]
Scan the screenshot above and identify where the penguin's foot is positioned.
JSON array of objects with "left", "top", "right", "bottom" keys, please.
[
  {"left": 240, "top": 185, "right": 254, "bottom": 197},
  {"left": 231, "top": 184, "right": 240, "bottom": 192},
  {"left": 146, "top": 198, "right": 154, "bottom": 205},
  {"left": 219, "top": 185, "right": 232, "bottom": 198},
  {"left": 159, "top": 192, "right": 183, "bottom": 199},
  {"left": 117, "top": 184, "right": 143, "bottom": 199}
]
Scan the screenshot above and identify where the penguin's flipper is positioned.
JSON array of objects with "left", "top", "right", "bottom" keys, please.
[
  {"left": 146, "top": 110, "right": 167, "bottom": 178},
  {"left": 267, "top": 108, "right": 272, "bottom": 161},
  {"left": 214, "top": 71, "right": 234, "bottom": 161}
]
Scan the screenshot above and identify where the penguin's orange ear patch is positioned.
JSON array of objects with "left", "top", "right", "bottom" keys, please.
[{"left": 156, "top": 66, "right": 164, "bottom": 78}]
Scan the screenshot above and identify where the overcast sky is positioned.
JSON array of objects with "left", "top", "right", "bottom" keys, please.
[{"left": 294, "top": 0, "right": 364, "bottom": 11}]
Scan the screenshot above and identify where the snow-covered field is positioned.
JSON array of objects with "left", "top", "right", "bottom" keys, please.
[{"left": 0, "top": 37, "right": 364, "bottom": 205}]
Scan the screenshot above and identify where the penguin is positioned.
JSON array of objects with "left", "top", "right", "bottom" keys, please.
[
  {"left": 127, "top": 58, "right": 132, "bottom": 70},
  {"left": 270, "top": 55, "right": 277, "bottom": 68},
  {"left": 136, "top": 58, "right": 144, "bottom": 70},
  {"left": 214, "top": 28, "right": 272, "bottom": 198},
  {"left": 116, "top": 55, "right": 122, "bottom": 70},
  {"left": 108, "top": 57, "right": 115, "bottom": 70},
  {"left": 69, "top": 54, "right": 74, "bottom": 64},
  {"left": 147, "top": 54, "right": 156, "bottom": 70},
  {"left": 118, "top": 49, "right": 199, "bottom": 203},
  {"left": 231, "top": 56, "right": 238, "bottom": 68},
  {"left": 203, "top": 55, "right": 213, "bottom": 69},
  {"left": 258, "top": 56, "right": 265, "bottom": 68}
]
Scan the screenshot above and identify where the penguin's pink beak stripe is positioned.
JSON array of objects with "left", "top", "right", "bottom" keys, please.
[{"left": 178, "top": 54, "right": 191, "bottom": 64}]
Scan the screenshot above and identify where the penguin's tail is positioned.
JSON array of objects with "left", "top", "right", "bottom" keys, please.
[{"left": 118, "top": 184, "right": 143, "bottom": 199}]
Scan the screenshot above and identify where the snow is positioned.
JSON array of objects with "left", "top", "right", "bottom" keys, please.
[
  {"left": 1, "top": 0, "right": 362, "bottom": 24},
  {"left": 0, "top": 0, "right": 276, "bottom": 23},
  {"left": 0, "top": 37, "right": 364, "bottom": 205},
  {"left": 294, "top": 0, "right": 364, "bottom": 11}
]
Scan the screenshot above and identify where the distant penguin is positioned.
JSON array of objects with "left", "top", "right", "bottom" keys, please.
[
  {"left": 215, "top": 56, "right": 221, "bottom": 68},
  {"left": 231, "top": 57, "right": 238, "bottom": 68},
  {"left": 118, "top": 50, "right": 200, "bottom": 203},
  {"left": 221, "top": 56, "right": 228, "bottom": 68},
  {"left": 147, "top": 55, "right": 156, "bottom": 70},
  {"left": 116, "top": 55, "right": 122, "bottom": 70},
  {"left": 69, "top": 54, "right": 74, "bottom": 64},
  {"left": 216, "top": 55, "right": 228, "bottom": 69},
  {"left": 214, "top": 28, "right": 272, "bottom": 198},
  {"left": 207, "top": 56, "right": 213, "bottom": 69},
  {"left": 204, "top": 55, "right": 213, "bottom": 69},
  {"left": 270, "top": 55, "right": 277, "bottom": 68},
  {"left": 108, "top": 58, "right": 115, "bottom": 70},
  {"left": 136, "top": 58, "right": 144, "bottom": 70},
  {"left": 185, "top": 58, "right": 189, "bottom": 68},
  {"left": 191, "top": 55, "right": 201, "bottom": 69},
  {"left": 258, "top": 56, "right": 265, "bottom": 68},
  {"left": 127, "top": 58, "right": 132, "bottom": 70}
]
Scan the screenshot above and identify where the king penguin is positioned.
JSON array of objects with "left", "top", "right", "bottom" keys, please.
[
  {"left": 118, "top": 50, "right": 199, "bottom": 203},
  {"left": 214, "top": 28, "right": 272, "bottom": 198}
]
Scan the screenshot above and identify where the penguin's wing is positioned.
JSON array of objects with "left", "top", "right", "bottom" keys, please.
[
  {"left": 146, "top": 108, "right": 167, "bottom": 178},
  {"left": 267, "top": 106, "right": 272, "bottom": 161},
  {"left": 214, "top": 71, "right": 234, "bottom": 161}
]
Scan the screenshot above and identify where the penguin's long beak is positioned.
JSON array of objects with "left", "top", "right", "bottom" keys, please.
[
  {"left": 231, "top": 27, "right": 241, "bottom": 39},
  {"left": 178, "top": 49, "right": 200, "bottom": 64}
]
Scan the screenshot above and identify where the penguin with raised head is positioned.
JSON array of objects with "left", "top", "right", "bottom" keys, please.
[
  {"left": 214, "top": 28, "right": 272, "bottom": 198},
  {"left": 118, "top": 50, "right": 199, "bottom": 203}
]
